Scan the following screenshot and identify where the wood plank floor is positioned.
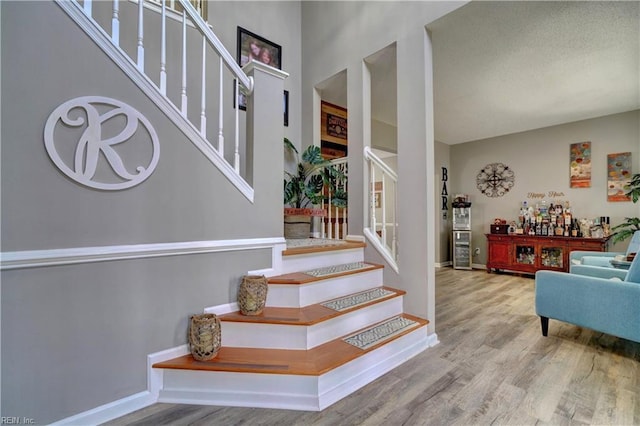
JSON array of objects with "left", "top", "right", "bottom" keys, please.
[{"left": 103, "top": 268, "right": 640, "bottom": 425}]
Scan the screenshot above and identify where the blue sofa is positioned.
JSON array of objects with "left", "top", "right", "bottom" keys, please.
[
  {"left": 534, "top": 252, "right": 640, "bottom": 343},
  {"left": 569, "top": 230, "right": 640, "bottom": 279}
]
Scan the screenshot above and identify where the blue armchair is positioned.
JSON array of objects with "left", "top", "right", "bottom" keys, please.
[
  {"left": 569, "top": 231, "right": 640, "bottom": 279},
  {"left": 534, "top": 252, "right": 640, "bottom": 343}
]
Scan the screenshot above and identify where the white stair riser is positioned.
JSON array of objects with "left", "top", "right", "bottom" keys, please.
[
  {"left": 221, "top": 297, "right": 404, "bottom": 350},
  {"left": 159, "top": 370, "right": 320, "bottom": 410},
  {"left": 316, "top": 327, "right": 430, "bottom": 409},
  {"left": 267, "top": 268, "right": 384, "bottom": 308},
  {"left": 157, "top": 326, "right": 430, "bottom": 411},
  {"left": 280, "top": 248, "right": 364, "bottom": 274}
]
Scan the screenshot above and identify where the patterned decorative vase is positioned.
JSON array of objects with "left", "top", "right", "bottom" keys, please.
[
  {"left": 189, "top": 313, "right": 221, "bottom": 361},
  {"left": 238, "top": 275, "right": 268, "bottom": 316}
]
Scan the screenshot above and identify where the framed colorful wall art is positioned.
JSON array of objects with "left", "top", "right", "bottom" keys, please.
[
  {"left": 570, "top": 141, "right": 591, "bottom": 188},
  {"left": 607, "top": 152, "right": 632, "bottom": 202}
]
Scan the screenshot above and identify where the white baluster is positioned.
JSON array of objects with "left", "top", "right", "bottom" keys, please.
[
  {"left": 159, "top": 0, "right": 166, "bottom": 95},
  {"left": 111, "top": 0, "right": 119, "bottom": 45},
  {"left": 180, "top": 11, "right": 187, "bottom": 116},
  {"left": 320, "top": 198, "right": 326, "bottom": 239},
  {"left": 343, "top": 206, "right": 348, "bottom": 239},
  {"left": 235, "top": 78, "right": 240, "bottom": 174},
  {"left": 218, "top": 59, "right": 224, "bottom": 156},
  {"left": 327, "top": 178, "right": 333, "bottom": 239},
  {"left": 234, "top": 80, "right": 240, "bottom": 173},
  {"left": 370, "top": 162, "right": 376, "bottom": 233},
  {"left": 137, "top": 0, "right": 144, "bottom": 71},
  {"left": 381, "top": 174, "right": 387, "bottom": 248},
  {"left": 200, "top": 35, "right": 207, "bottom": 137},
  {"left": 393, "top": 184, "right": 398, "bottom": 257},
  {"left": 84, "top": 0, "right": 92, "bottom": 16}
]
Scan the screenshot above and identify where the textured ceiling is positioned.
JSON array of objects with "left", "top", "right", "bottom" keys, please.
[
  {"left": 428, "top": 1, "right": 640, "bottom": 144},
  {"left": 317, "top": 2, "right": 639, "bottom": 146}
]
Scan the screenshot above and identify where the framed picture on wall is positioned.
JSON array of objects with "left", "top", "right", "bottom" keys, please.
[
  {"left": 284, "top": 90, "right": 289, "bottom": 127},
  {"left": 237, "top": 27, "right": 282, "bottom": 69},
  {"left": 234, "top": 83, "right": 289, "bottom": 127},
  {"left": 233, "top": 80, "right": 247, "bottom": 111},
  {"left": 320, "top": 101, "right": 348, "bottom": 159}
]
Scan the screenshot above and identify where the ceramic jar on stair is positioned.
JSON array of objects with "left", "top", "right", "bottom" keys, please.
[
  {"left": 238, "top": 275, "right": 268, "bottom": 315},
  {"left": 188, "top": 313, "right": 221, "bottom": 361}
]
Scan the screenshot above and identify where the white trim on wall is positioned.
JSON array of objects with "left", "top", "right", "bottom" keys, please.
[{"left": 0, "top": 237, "right": 285, "bottom": 270}]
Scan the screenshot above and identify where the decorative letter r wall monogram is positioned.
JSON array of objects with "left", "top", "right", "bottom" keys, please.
[{"left": 44, "top": 96, "right": 160, "bottom": 190}]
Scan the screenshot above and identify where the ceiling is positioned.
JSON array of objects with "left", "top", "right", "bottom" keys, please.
[
  {"left": 429, "top": 1, "right": 640, "bottom": 144},
  {"left": 320, "top": 1, "right": 640, "bottom": 146}
]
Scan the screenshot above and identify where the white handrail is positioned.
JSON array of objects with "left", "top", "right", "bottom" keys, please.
[
  {"left": 57, "top": 0, "right": 257, "bottom": 201},
  {"left": 364, "top": 146, "right": 397, "bottom": 182},
  {"left": 177, "top": 0, "right": 253, "bottom": 94},
  {"left": 364, "top": 146, "right": 399, "bottom": 271}
]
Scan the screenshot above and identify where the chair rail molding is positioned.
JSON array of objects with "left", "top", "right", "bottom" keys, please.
[{"left": 0, "top": 237, "right": 285, "bottom": 270}]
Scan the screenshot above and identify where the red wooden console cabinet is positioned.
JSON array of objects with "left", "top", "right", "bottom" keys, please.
[{"left": 485, "top": 234, "right": 609, "bottom": 275}]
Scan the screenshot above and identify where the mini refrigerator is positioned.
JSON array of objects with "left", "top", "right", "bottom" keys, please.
[
  {"left": 452, "top": 205, "right": 472, "bottom": 270},
  {"left": 453, "top": 230, "right": 472, "bottom": 270}
]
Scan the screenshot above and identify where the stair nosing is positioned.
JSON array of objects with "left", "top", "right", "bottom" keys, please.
[
  {"left": 219, "top": 286, "right": 406, "bottom": 326},
  {"left": 268, "top": 262, "right": 383, "bottom": 285},
  {"left": 282, "top": 241, "right": 366, "bottom": 257}
]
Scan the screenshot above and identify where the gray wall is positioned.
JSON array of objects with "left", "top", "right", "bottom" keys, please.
[
  {"left": 371, "top": 119, "right": 397, "bottom": 153},
  {"left": 450, "top": 110, "right": 640, "bottom": 266},
  {"left": 300, "top": 1, "right": 465, "bottom": 328},
  {"left": 1, "top": 1, "right": 297, "bottom": 423},
  {"left": 435, "top": 141, "right": 452, "bottom": 265}
]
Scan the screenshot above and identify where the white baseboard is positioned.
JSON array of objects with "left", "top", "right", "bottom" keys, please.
[
  {"left": 203, "top": 302, "right": 238, "bottom": 315},
  {"left": 427, "top": 332, "right": 440, "bottom": 347},
  {"left": 49, "top": 345, "right": 189, "bottom": 425},
  {"left": 435, "top": 261, "right": 452, "bottom": 268},
  {"left": 49, "top": 391, "right": 156, "bottom": 426}
]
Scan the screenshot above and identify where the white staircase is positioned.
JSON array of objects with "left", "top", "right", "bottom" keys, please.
[{"left": 152, "top": 240, "right": 431, "bottom": 411}]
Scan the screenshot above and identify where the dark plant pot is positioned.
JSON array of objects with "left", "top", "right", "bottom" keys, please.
[
  {"left": 238, "top": 275, "right": 268, "bottom": 316},
  {"left": 189, "top": 313, "right": 221, "bottom": 361}
]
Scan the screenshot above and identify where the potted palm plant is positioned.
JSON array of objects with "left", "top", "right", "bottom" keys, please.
[
  {"left": 283, "top": 138, "right": 346, "bottom": 238},
  {"left": 611, "top": 173, "right": 640, "bottom": 244}
]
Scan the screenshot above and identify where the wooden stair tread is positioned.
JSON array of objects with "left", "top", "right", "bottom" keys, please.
[
  {"left": 268, "top": 262, "right": 383, "bottom": 285},
  {"left": 219, "top": 286, "right": 406, "bottom": 325},
  {"left": 282, "top": 241, "right": 366, "bottom": 256},
  {"left": 154, "top": 314, "right": 428, "bottom": 376}
]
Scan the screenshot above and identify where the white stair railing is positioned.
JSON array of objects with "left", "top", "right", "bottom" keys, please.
[
  {"left": 364, "top": 146, "right": 398, "bottom": 272},
  {"left": 320, "top": 157, "right": 348, "bottom": 240},
  {"left": 59, "top": 0, "right": 255, "bottom": 198}
]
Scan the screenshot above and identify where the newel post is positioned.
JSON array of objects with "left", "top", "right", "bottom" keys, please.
[{"left": 244, "top": 61, "right": 289, "bottom": 232}]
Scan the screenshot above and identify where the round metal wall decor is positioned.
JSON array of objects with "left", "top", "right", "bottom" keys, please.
[{"left": 476, "top": 163, "right": 515, "bottom": 198}]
